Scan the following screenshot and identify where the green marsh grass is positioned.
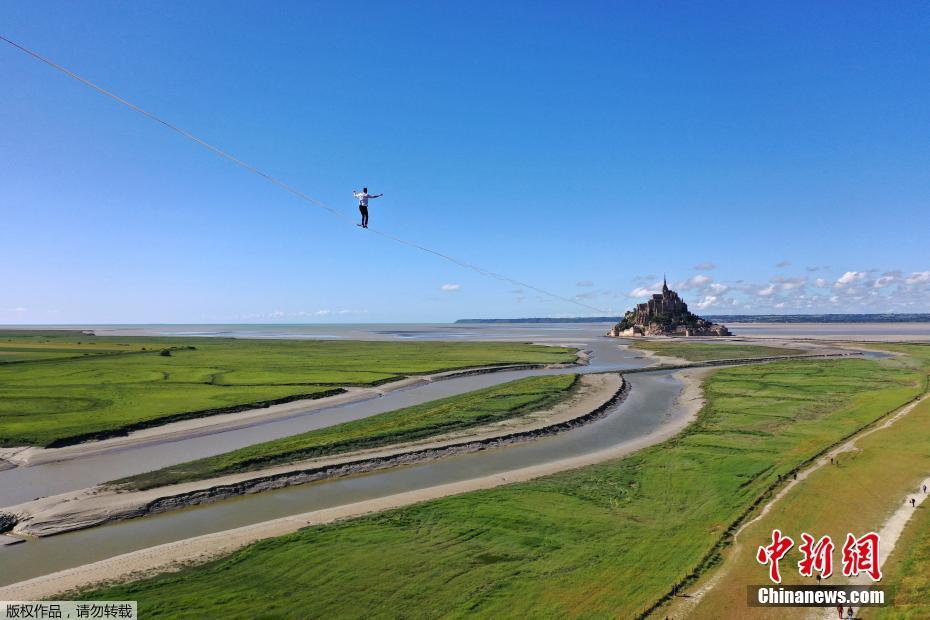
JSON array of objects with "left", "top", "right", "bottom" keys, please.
[
  {"left": 112, "top": 374, "right": 579, "bottom": 490},
  {"left": 88, "top": 356, "right": 923, "bottom": 618},
  {"left": 0, "top": 331, "right": 575, "bottom": 447},
  {"left": 630, "top": 340, "right": 805, "bottom": 362}
]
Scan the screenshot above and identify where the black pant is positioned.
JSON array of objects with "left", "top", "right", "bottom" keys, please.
[{"left": 359, "top": 204, "right": 368, "bottom": 226}]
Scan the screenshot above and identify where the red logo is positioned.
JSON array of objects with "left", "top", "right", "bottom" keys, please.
[
  {"left": 798, "top": 533, "right": 834, "bottom": 579},
  {"left": 758, "top": 530, "right": 883, "bottom": 583},
  {"left": 841, "top": 532, "right": 882, "bottom": 581},
  {"left": 756, "top": 529, "right": 794, "bottom": 583}
]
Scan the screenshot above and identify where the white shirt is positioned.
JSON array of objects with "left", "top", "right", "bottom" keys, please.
[{"left": 353, "top": 191, "right": 380, "bottom": 207}]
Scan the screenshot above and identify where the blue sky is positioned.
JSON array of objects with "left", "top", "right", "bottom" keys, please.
[{"left": 2, "top": 1, "right": 928, "bottom": 323}]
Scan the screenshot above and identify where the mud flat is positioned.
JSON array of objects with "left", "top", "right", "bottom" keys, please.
[{"left": 728, "top": 322, "right": 930, "bottom": 342}]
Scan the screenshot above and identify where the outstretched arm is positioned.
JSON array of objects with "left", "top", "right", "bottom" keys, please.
[{"left": 373, "top": 193, "right": 384, "bottom": 198}]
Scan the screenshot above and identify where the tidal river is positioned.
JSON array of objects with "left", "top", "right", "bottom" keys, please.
[
  {"left": 1, "top": 326, "right": 692, "bottom": 585},
  {"left": 0, "top": 322, "right": 917, "bottom": 585},
  {"left": 0, "top": 325, "right": 639, "bottom": 506}
]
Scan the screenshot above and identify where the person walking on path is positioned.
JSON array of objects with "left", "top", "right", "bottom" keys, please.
[{"left": 353, "top": 187, "right": 383, "bottom": 228}]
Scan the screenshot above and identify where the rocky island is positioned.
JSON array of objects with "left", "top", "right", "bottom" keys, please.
[{"left": 607, "top": 277, "right": 731, "bottom": 337}]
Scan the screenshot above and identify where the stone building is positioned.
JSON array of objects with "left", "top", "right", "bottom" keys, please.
[{"left": 607, "top": 276, "right": 731, "bottom": 337}]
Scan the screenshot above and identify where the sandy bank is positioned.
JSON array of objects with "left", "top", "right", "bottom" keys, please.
[
  {"left": 0, "top": 368, "right": 706, "bottom": 601},
  {"left": 0, "top": 361, "right": 572, "bottom": 468},
  {"left": 625, "top": 337, "right": 859, "bottom": 367},
  {"left": 2, "top": 373, "right": 623, "bottom": 538},
  {"left": 622, "top": 351, "right": 859, "bottom": 375}
]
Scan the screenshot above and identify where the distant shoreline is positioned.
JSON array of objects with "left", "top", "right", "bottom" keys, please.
[{"left": 456, "top": 314, "right": 930, "bottom": 324}]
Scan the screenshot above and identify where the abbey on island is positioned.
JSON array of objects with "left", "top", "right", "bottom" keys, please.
[{"left": 607, "top": 277, "right": 731, "bottom": 337}]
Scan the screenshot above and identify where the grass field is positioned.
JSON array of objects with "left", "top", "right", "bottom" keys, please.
[
  {"left": 0, "top": 331, "right": 576, "bottom": 448},
  {"left": 86, "top": 356, "right": 924, "bottom": 618},
  {"left": 629, "top": 340, "right": 805, "bottom": 362},
  {"left": 111, "top": 374, "right": 579, "bottom": 491},
  {"left": 0, "top": 330, "right": 151, "bottom": 363},
  {"left": 682, "top": 344, "right": 930, "bottom": 619}
]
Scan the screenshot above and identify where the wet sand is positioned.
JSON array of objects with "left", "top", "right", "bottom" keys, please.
[{"left": 727, "top": 322, "right": 930, "bottom": 342}]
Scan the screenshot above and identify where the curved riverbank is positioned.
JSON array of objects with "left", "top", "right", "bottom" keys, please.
[
  {"left": 0, "top": 367, "right": 685, "bottom": 589},
  {"left": 0, "top": 362, "right": 573, "bottom": 468},
  {"left": 0, "top": 349, "right": 601, "bottom": 508},
  {"left": 0, "top": 369, "right": 705, "bottom": 600},
  {"left": 2, "top": 374, "right": 624, "bottom": 538}
]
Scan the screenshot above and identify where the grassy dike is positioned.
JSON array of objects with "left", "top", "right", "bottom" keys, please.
[
  {"left": 629, "top": 340, "right": 805, "bottom": 362},
  {"left": 682, "top": 344, "right": 930, "bottom": 619},
  {"left": 86, "top": 356, "right": 924, "bottom": 618},
  {"left": 858, "top": 344, "right": 930, "bottom": 620},
  {"left": 110, "top": 374, "right": 579, "bottom": 491},
  {"left": 0, "top": 331, "right": 576, "bottom": 447}
]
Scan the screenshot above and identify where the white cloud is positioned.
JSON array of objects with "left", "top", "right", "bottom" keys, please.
[
  {"left": 905, "top": 271, "right": 930, "bottom": 285},
  {"left": 708, "top": 283, "right": 729, "bottom": 295},
  {"left": 695, "top": 295, "right": 718, "bottom": 309},
  {"left": 778, "top": 279, "right": 805, "bottom": 292},
  {"left": 776, "top": 260, "right": 792, "bottom": 268},
  {"left": 440, "top": 283, "right": 461, "bottom": 292},
  {"left": 680, "top": 274, "right": 713, "bottom": 290},
  {"left": 576, "top": 280, "right": 594, "bottom": 287},
  {"left": 629, "top": 284, "right": 660, "bottom": 297},
  {"left": 835, "top": 271, "right": 866, "bottom": 287},
  {"left": 315, "top": 310, "right": 331, "bottom": 316},
  {"left": 693, "top": 262, "right": 716, "bottom": 271},
  {"left": 757, "top": 284, "right": 777, "bottom": 297},
  {"left": 814, "top": 278, "right": 828, "bottom": 288}
]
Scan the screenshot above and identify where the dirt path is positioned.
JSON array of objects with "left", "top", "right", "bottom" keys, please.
[
  {"left": 0, "top": 369, "right": 707, "bottom": 600},
  {"left": 811, "top": 473, "right": 930, "bottom": 620}
]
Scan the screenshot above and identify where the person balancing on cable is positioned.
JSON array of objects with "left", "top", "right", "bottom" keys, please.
[{"left": 353, "top": 187, "right": 383, "bottom": 228}]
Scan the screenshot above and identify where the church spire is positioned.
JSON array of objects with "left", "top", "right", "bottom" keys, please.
[{"left": 662, "top": 274, "right": 669, "bottom": 294}]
